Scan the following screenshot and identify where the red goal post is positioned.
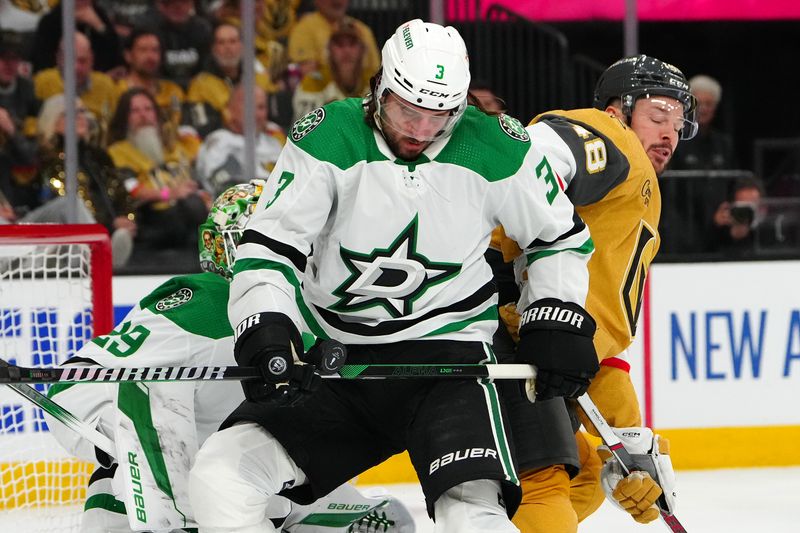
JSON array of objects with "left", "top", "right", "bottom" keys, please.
[{"left": 0, "top": 224, "right": 113, "bottom": 531}]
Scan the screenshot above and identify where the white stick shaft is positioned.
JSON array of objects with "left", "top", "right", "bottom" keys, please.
[{"left": 6, "top": 383, "right": 116, "bottom": 458}]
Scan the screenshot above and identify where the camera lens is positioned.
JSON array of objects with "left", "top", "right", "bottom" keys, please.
[{"left": 730, "top": 205, "right": 755, "bottom": 225}]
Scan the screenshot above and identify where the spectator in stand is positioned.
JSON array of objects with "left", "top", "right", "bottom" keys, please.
[
  {"left": 669, "top": 74, "right": 737, "bottom": 171},
  {"left": 0, "top": 95, "right": 135, "bottom": 267},
  {"left": 291, "top": 20, "right": 369, "bottom": 121},
  {"left": 708, "top": 176, "right": 764, "bottom": 255},
  {"left": 116, "top": 28, "right": 190, "bottom": 141},
  {"left": 142, "top": 0, "right": 213, "bottom": 89},
  {"left": 0, "top": 0, "right": 52, "bottom": 39},
  {"left": 96, "top": 0, "right": 154, "bottom": 40},
  {"left": 469, "top": 79, "right": 506, "bottom": 114},
  {"left": 196, "top": 84, "right": 284, "bottom": 196},
  {"left": 186, "top": 22, "right": 277, "bottom": 137},
  {"left": 0, "top": 169, "right": 15, "bottom": 223},
  {"left": 107, "top": 87, "right": 207, "bottom": 262},
  {"left": 35, "top": 94, "right": 137, "bottom": 267},
  {"left": 288, "top": 0, "right": 379, "bottom": 78},
  {"left": 30, "top": 0, "right": 122, "bottom": 73},
  {"left": 212, "top": 0, "right": 298, "bottom": 82},
  {"left": 33, "top": 33, "right": 118, "bottom": 147},
  {"left": 0, "top": 30, "right": 39, "bottom": 206}
]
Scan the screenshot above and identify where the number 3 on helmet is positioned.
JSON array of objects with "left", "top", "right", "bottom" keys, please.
[{"left": 373, "top": 19, "right": 471, "bottom": 141}]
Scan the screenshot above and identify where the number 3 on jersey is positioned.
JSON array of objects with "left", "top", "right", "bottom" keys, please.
[
  {"left": 263, "top": 171, "right": 295, "bottom": 209},
  {"left": 535, "top": 157, "right": 559, "bottom": 205}
]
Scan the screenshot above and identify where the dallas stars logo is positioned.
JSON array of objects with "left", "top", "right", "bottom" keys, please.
[{"left": 331, "top": 216, "right": 461, "bottom": 318}]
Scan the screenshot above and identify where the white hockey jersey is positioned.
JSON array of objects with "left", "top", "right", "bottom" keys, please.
[
  {"left": 195, "top": 128, "right": 284, "bottom": 196},
  {"left": 45, "top": 273, "right": 239, "bottom": 529},
  {"left": 45, "top": 272, "right": 415, "bottom": 531},
  {"left": 47, "top": 273, "right": 239, "bottom": 463},
  {"left": 229, "top": 99, "right": 595, "bottom": 346}
]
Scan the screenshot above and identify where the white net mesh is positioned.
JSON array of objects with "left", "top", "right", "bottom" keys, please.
[{"left": 0, "top": 234, "right": 109, "bottom": 532}]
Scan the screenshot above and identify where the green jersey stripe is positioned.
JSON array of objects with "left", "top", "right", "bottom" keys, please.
[
  {"left": 526, "top": 238, "right": 595, "bottom": 266},
  {"left": 423, "top": 306, "right": 498, "bottom": 337},
  {"left": 234, "top": 258, "right": 328, "bottom": 340},
  {"left": 84, "top": 493, "right": 127, "bottom": 514}
]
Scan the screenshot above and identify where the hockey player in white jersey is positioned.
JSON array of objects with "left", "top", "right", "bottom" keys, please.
[
  {"left": 189, "top": 19, "right": 598, "bottom": 533},
  {"left": 44, "top": 181, "right": 415, "bottom": 533}
]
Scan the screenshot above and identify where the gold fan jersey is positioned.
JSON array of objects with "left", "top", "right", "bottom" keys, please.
[{"left": 493, "top": 108, "right": 660, "bottom": 362}]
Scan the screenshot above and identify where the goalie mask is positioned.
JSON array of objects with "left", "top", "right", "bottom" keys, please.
[
  {"left": 593, "top": 54, "right": 698, "bottom": 140},
  {"left": 373, "top": 19, "right": 470, "bottom": 142},
  {"left": 198, "top": 179, "right": 265, "bottom": 278}
]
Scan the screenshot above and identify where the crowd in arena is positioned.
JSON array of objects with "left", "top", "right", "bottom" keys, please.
[
  {"left": 0, "top": 0, "right": 382, "bottom": 270},
  {"left": 0, "top": 0, "right": 798, "bottom": 273}
]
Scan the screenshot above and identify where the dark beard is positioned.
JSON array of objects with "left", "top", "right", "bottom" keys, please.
[{"left": 382, "top": 129, "right": 429, "bottom": 161}]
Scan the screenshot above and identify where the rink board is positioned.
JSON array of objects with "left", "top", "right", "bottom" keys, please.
[{"left": 1, "top": 261, "right": 798, "bottom": 508}]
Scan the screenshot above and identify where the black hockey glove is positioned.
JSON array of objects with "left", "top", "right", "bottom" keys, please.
[
  {"left": 234, "top": 312, "right": 317, "bottom": 406},
  {"left": 303, "top": 339, "right": 348, "bottom": 376},
  {"left": 516, "top": 298, "right": 599, "bottom": 401}
]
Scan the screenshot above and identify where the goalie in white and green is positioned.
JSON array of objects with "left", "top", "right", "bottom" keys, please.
[{"left": 44, "top": 180, "right": 415, "bottom": 532}]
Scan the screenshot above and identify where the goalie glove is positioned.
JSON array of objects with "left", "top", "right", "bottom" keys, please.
[
  {"left": 599, "top": 427, "right": 677, "bottom": 524},
  {"left": 516, "top": 298, "right": 598, "bottom": 401},
  {"left": 234, "top": 312, "right": 317, "bottom": 406}
]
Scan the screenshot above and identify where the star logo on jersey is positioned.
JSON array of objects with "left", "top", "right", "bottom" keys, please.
[
  {"left": 499, "top": 114, "right": 529, "bottom": 142},
  {"left": 155, "top": 288, "right": 193, "bottom": 312},
  {"left": 291, "top": 108, "right": 325, "bottom": 142},
  {"left": 331, "top": 216, "right": 461, "bottom": 318}
]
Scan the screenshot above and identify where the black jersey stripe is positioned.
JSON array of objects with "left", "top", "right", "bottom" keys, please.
[
  {"left": 526, "top": 212, "right": 587, "bottom": 249},
  {"left": 313, "top": 280, "right": 497, "bottom": 337},
  {"left": 88, "top": 463, "right": 118, "bottom": 484},
  {"left": 537, "top": 114, "right": 630, "bottom": 206},
  {"left": 240, "top": 229, "right": 307, "bottom": 273}
]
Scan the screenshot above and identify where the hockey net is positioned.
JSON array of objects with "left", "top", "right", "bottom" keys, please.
[{"left": 0, "top": 224, "right": 112, "bottom": 531}]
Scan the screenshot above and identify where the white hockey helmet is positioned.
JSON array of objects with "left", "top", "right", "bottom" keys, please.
[{"left": 374, "top": 19, "right": 470, "bottom": 141}]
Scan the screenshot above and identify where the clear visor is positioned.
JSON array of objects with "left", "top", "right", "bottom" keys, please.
[{"left": 379, "top": 93, "right": 460, "bottom": 142}]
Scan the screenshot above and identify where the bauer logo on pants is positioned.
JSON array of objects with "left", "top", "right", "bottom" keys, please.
[{"left": 429, "top": 447, "right": 498, "bottom": 475}]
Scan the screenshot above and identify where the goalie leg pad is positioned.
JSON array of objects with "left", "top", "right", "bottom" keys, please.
[
  {"left": 281, "top": 483, "right": 416, "bottom": 532},
  {"left": 189, "top": 422, "right": 308, "bottom": 531},
  {"left": 434, "top": 479, "right": 519, "bottom": 533}
]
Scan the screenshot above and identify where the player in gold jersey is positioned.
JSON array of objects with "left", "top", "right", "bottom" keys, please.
[{"left": 490, "top": 55, "right": 697, "bottom": 532}]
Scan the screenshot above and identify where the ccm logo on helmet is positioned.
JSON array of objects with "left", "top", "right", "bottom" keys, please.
[
  {"left": 519, "top": 306, "right": 584, "bottom": 328},
  {"left": 419, "top": 88, "right": 450, "bottom": 98},
  {"left": 429, "top": 447, "right": 498, "bottom": 475}
]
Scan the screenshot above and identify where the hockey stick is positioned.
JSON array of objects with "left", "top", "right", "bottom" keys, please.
[
  {"left": 0, "top": 362, "right": 536, "bottom": 384},
  {"left": 576, "top": 393, "right": 688, "bottom": 533},
  {"left": 0, "top": 359, "right": 116, "bottom": 457}
]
